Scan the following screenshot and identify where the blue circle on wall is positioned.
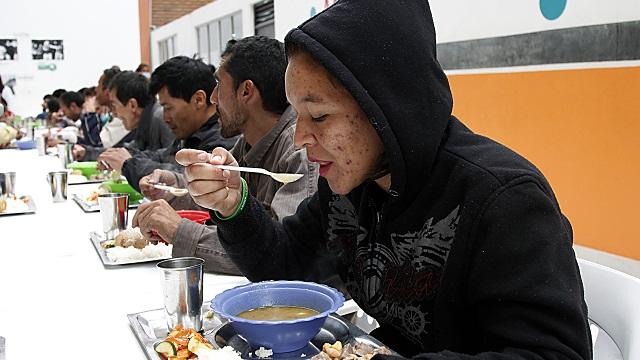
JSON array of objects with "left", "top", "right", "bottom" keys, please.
[
  {"left": 540, "top": 0, "right": 567, "bottom": 20},
  {"left": 310, "top": 6, "right": 317, "bottom": 17}
]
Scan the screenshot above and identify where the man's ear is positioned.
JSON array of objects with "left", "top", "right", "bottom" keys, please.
[
  {"left": 191, "top": 90, "right": 208, "bottom": 109},
  {"left": 238, "top": 80, "right": 256, "bottom": 103},
  {"left": 127, "top": 98, "right": 139, "bottom": 111}
]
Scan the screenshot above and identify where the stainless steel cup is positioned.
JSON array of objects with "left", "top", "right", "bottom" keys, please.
[
  {"left": 98, "top": 193, "right": 128, "bottom": 240},
  {"left": 0, "top": 172, "right": 16, "bottom": 197},
  {"left": 157, "top": 257, "right": 205, "bottom": 332},
  {"left": 57, "top": 143, "right": 73, "bottom": 168},
  {"left": 36, "top": 135, "right": 47, "bottom": 156},
  {"left": 47, "top": 171, "right": 68, "bottom": 202}
]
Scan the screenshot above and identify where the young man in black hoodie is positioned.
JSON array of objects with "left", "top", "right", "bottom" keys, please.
[{"left": 177, "top": 0, "right": 592, "bottom": 358}]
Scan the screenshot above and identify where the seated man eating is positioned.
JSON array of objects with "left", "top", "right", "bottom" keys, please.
[
  {"left": 176, "top": 0, "right": 592, "bottom": 358},
  {"left": 133, "top": 36, "right": 318, "bottom": 275}
]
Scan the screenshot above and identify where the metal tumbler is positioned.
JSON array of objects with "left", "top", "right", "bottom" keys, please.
[
  {"left": 47, "top": 171, "right": 68, "bottom": 202},
  {"left": 36, "top": 135, "right": 47, "bottom": 156},
  {"left": 57, "top": 142, "right": 73, "bottom": 168},
  {"left": 0, "top": 172, "right": 16, "bottom": 197},
  {"left": 98, "top": 193, "right": 129, "bottom": 240},
  {"left": 157, "top": 257, "right": 205, "bottom": 332}
]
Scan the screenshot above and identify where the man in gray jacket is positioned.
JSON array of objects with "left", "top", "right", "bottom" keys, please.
[
  {"left": 133, "top": 36, "right": 318, "bottom": 274},
  {"left": 97, "top": 71, "right": 174, "bottom": 170}
]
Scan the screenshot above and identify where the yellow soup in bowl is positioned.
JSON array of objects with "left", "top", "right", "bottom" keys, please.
[{"left": 237, "top": 306, "right": 319, "bottom": 321}]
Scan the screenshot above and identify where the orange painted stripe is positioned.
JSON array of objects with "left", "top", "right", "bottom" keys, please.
[{"left": 449, "top": 66, "right": 640, "bottom": 260}]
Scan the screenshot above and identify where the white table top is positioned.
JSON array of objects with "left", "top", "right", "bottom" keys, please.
[{"left": 0, "top": 148, "right": 250, "bottom": 359}]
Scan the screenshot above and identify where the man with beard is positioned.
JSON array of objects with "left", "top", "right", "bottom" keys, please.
[{"left": 133, "top": 37, "right": 318, "bottom": 274}]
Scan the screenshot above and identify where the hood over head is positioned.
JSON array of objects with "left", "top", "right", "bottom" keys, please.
[{"left": 285, "top": 0, "right": 453, "bottom": 211}]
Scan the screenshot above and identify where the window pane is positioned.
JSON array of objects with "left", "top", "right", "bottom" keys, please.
[
  {"left": 220, "top": 16, "right": 233, "bottom": 48},
  {"left": 255, "top": 23, "right": 274, "bottom": 38},
  {"left": 168, "top": 37, "right": 175, "bottom": 58},
  {"left": 197, "top": 26, "right": 209, "bottom": 63},
  {"left": 232, "top": 13, "right": 243, "bottom": 38},
  {"left": 159, "top": 41, "right": 166, "bottom": 63},
  {"left": 208, "top": 21, "right": 221, "bottom": 65}
]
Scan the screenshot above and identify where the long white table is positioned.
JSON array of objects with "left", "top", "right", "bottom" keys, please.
[{"left": 0, "top": 148, "right": 250, "bottom": 359}]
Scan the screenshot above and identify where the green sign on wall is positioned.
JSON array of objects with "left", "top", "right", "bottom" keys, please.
[{"left": 37, "top": 63, "right": 57, "bottom": 71}]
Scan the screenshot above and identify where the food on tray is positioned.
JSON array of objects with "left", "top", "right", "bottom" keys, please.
[
  {"left": 312, "top": 341, "right": 391, "bottom": 360},
  {"left": 196, "top": 346, "right": 242, "bottom": 360},
  {"left": 69, "top": 169, "right": 109, "bottom": 183},
  {"left": 81, "top": 182, "right": 141, "bottom": 204},
  {"left": 69, "top": 173, "right": 88, "bottom": 183},
  {"left": 82, "top": 185, "right": 111, "bottom": 203},
  {"left": 155, "top": 325, "right": 243, "bottom": 360},
  {"left": 101, "top": 228, "right": 172, "bottom": 263},
  {"left": 0, "top": 195, "right": 30, "bottom": 214},
  {"left": 114, "top": 228, "right": 148, "bottom": 249},
  {"left": 237, "top": 305, "right": 319, "bottom": 321},
  {"left": 253, "top": 347, "right": 273, "bottom": 358}
]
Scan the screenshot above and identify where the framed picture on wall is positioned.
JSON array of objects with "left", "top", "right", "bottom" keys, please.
[
  {"left": 0, "top": 39, "right": 18, "bottom": 61},
  {"left": 32, "top": 39, "right": 64, "bottom": 60}
]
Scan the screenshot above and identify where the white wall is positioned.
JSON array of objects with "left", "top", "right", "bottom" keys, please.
[
  {"left": 273, "top": 0, "right": 337, "bottom": 40},
  {"left": 150, "top": 0, "right": 340, "bottom": 68},
  {"left": 150, "top": 0, "right": 262, "bottom": 68},
  {"left": 428, "top": 0, "right": 640, "bottom": 43},
  {"left": 0, "top": 0, "right": 141, "bottom": 117},
  {"left": 151, "top": 0, "right": 640, "bottom": 68}
]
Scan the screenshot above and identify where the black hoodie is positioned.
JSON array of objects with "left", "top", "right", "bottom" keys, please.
[{"left": 214, "top": 0, "right": 592, "bottom": 359}]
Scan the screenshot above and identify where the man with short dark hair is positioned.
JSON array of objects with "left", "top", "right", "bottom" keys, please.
[
  {"left": 134, "top": 37, "right": 318, "bottom": 274},
  {"left": 96, "top": 71, "right": 173, "bottom": 170},
  {"left": 72, "top": 67, "right": 134, "bottom": 160},
  {"left": 59, "top": 91, "right": 102, "bottom": 147},
  {"left": 119, "top": 56, "right": 237, "bottom": 191}
]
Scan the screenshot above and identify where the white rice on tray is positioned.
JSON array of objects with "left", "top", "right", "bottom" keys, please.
[
  {"left": 105, "top": 242, "right": 172, "bottom": 263},
  {"left": 197, "top": 346, "right": 243, "bottom": 360}
]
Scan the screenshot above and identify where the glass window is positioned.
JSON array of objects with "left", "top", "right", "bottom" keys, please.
[
  {"left": 254, "top": 0, "right": 274, "bottom": 38},
  {"left": 232, "top": 13, "right": 243, "bottom": 39},
  {"left": 158, "top": 35, "right": 176, "bottom": 64},
  {"left": 194, "top": 12, "right": 241, "bottom": 67},
  {"left": 220, "top": 16, "right": 233, "bottom": 49},
  {"left": 197, "top": 25, "right": 209, "bottom": 63},
  {"left": 208, "top": 22, "right": 221, "bottom": 65}
]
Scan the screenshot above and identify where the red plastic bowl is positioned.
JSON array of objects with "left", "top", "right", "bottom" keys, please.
[{"left": 176, "top": 210, "right": 210, "bottom": 224}]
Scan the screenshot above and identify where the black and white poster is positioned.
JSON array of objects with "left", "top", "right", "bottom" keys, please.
[
  {"left": 0, "top": 39, "right": 18, "bottom": 61},
  {"left": 32, "top": 39, "right": 64, "bottom": 60}
]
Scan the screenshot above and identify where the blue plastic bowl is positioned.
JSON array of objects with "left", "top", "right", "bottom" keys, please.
[
  {"left": 211, "top": 280, "right": 345, "bottom": 353},
  {"left": 15, "top": 139, "right": 35, "bottom": 150}
]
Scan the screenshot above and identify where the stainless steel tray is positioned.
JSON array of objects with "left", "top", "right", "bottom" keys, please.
[
  {"left": 73, "top": 194, "right": 145, "bottom": 212},
  {"left": 128, "top": 303, "right": 391, "bottom": 360},
  {"left": 129, "top": 302, "right": 226, "bottom": 360},
  {"left": 89, "top": 231, "right": 171, "bottom": 266},
  {"left": 0, "top": 196, "right": 36, "bottom": 216}
]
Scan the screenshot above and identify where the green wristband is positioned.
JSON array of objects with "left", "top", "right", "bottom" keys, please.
[{"left": 214, "top": 178, "right": 248, "bottom": 221}]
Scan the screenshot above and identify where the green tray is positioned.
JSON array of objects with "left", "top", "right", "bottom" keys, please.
[
  {"left": 100, "top": 180, "right": 144, "bottom": 203},
  {"left": 67, "top": 162, "right": 99, "bottom": 177}
]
